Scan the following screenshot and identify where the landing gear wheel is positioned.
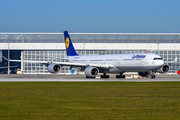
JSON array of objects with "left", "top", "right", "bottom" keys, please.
[
  {"left": 106, "top": 75, "right": 109, "bottom": 78},
  {"left": 100, "top": 73, "right": 109, "bottom": 78},
  {"left": 86, "top": 76, "right": 95, "bottom": 78},
  {"left": 116, "top": 74, "right": 125, "bottom": 79},
  {"left": 100, "top": 75, "right": 104, "bottom": 78},
  {"left": 150, "top": 75, "right": 156, "bottom": 79}
]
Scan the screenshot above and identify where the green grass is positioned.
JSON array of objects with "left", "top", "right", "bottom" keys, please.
[{"left": 0, "top": 82, "right": 180, "bottom": 119}]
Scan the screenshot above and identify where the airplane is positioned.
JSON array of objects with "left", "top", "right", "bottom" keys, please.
[{"left": 3, "top": 31, "right": 178, "bottom": 78}]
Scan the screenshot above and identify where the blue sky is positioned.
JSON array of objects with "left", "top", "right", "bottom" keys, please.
[{"left": 0, "top": 0, "right": 180, "bottom": 33}]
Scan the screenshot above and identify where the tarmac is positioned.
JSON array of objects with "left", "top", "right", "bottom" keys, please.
[{"left": 0, "top": 74, "right": 179, "bottom": 82}]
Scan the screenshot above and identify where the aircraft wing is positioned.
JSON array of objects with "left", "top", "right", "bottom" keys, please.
[
  {"left": 0, "top": 64, "right": 19, "bottom": 69},
  {"left": 164, "top": 57, "right": 178, "bottom": 63},
  {"left": 3, "top": 56, "right": 114, "bottom": 69},
  {"left": 55, "top": 62, "right": 115, "bottom": 69},
  {"left": 36, "top": 55, "right": 69, "bottom": 60}
]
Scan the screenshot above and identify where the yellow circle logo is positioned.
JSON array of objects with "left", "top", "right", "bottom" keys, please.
[{"left": 66, "top": 37, "right": 69, "bottom": 48}]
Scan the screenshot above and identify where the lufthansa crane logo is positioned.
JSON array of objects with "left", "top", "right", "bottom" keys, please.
[{"left": 66, "top": 37, "right": 70, "bottom": 48}]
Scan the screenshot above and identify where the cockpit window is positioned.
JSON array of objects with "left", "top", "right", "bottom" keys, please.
[{"left": 153, "top": 58, "right": 162, "bottom": 60}]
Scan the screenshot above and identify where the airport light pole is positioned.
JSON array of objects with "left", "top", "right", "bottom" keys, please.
[
  {"left": 157, "top": 42, "right": 160, "bottom": 55},
  {"left": 8, "top": 42, "right": 10, "bottom": 74},
  {"left": 83, "top": 42, "right": 85, "bottom": 55}
]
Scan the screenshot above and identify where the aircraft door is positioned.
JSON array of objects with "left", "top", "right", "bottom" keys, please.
[
  {"left": 117, "top": 56, "right": 121, "bottom": 64},
  {"left": 104, "top": 57, "right": 110, "bottom": 64},
  {"left": 144, "top": 57, "right": 148, "bottom": 65}
]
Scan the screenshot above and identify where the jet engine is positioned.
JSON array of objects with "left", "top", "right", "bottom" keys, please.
[
  {"left": 47, "top": 63, "right": 61, "bottom": 73},
  {"left": 157, "top": 64, "right": 169, "bottom": 73},
  {"left": 138, "top": 72, "right": 150, "bottom": 77},
  {"left": 85, "top": 66, "right": 99, "bottom": 77}
]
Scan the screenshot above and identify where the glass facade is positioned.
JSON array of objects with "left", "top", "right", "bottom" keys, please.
[
  {"left": 0, "top": 50, "right": 21, "bottom": 74},
  {"left": 0, "top": 50, "right": 2, "bottom": 62},
  {"left": 23, "top": 50, "right": 180, "bottom": 74}
]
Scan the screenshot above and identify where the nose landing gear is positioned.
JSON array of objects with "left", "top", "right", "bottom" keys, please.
[
  {"left": 150, "top": 71, "right": 156, "bottom": 79},
  {"left": 150, "top": 74, "right": 156, "bottom": 78}
]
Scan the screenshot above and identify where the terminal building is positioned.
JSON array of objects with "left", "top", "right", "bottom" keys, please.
[{"left": 0, "top": 33, "right": 179, "bottom": 74}]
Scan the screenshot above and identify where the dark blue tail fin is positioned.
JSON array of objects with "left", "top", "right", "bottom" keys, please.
[{"left": 64, "top": 31, "right": 78, "bottom": 56}]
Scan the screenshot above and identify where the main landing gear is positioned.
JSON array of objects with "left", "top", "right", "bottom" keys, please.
[
  {"left": 116, "top": 74, "right": 125, "bottom": 78},
  {"left": 100, "top": 73, "right": 109, "bottom": 78},
  {"left": 86, "top": 76, "right": 95, "bottom": 78}
]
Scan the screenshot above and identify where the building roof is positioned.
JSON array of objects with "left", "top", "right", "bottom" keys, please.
[{"left": 0, "top": 33, "right": 180, "bottom": 43}]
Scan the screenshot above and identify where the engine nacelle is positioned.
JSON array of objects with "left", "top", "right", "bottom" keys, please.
[
  {"left": 85, "top": 66, "right": 99, "bottom": 77},
  {"left": 138, "top": 72, "right": 150, "bottom": 77},
  {"left": 47, "top": 63, "right": 61, "bottom": 73},
  {"left": 157, "top": 64, "right": 169, "bottom": 73}
]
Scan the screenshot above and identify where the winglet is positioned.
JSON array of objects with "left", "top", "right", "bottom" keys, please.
[
  {"left": 174, "top": 57, "right": 178, "bottom": 62},
  {"left": 164, "top": 56, "right": 178, "bottom": 63},
  {"left": 64, "top": 31, "right": 78, "bottom": 56}
]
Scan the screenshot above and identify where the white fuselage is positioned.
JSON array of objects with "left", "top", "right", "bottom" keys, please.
[{"left": 68, "top": 53, "right": 164, "bottom": 73}]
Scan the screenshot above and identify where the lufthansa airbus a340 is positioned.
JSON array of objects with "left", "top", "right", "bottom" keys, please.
[{"left": 4, "top": 31, "right": 177, "bottom": 79}]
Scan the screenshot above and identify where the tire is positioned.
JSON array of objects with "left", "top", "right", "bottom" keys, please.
[
  {"left": 86, "top": 76, "right": 95, "bottom": 78},
  {"left": 101, "top": 75, "right": 104, "bottom": 78},
  {"left": 116, "top": 75, "right": 119, "bottom": 78},
  {"left": 151, "top": 75, "right": 155, "bottom": 79}
]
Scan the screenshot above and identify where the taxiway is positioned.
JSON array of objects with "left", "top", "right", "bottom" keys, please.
[{"left": 0, "top": 74, "right": 179, "bottom": 82}]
